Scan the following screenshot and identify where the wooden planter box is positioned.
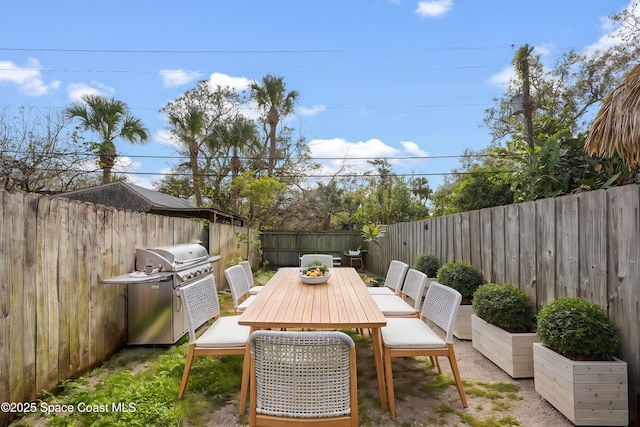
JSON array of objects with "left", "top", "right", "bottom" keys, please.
[
  {"left": 533, "top": 343, "right": 628, "bottom": 426},
  {"left": 471, "top": 315, "right": 540, "bottom": 378},
  {"left": 453, "top": 304, "right": 473, "bottom": 340}
]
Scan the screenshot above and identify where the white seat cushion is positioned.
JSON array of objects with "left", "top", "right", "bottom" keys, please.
[
  {"left": 196, "top": 316, "right": 250, "bottom": 348},
  {"left": 237, "top": 295, "right": 257, "bottom": 311},
  {"left": 372, "top": 295, "right": 416, "bottom": 316},
  {"left": 367, "top": 287, "right": 396, "bottom": 295},
  {"left": 248, "top": 285, "right": 264, "bottom": 295},
  {"left": 381, "top": 317, "right": 446, "bottom": 349}
]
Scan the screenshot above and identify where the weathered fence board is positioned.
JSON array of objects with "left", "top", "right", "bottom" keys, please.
[
  {"left": 505, "top": 204, "right": 520, "bottom": 286},
  {"left": 556, "top": 194, "right": 579, "bottom": 298},
  {"left": 0, "top": 190, "right": 7, "bottom": 413},
  {"left": 519, "top": 201, "right": 537, "bottom": 303},
  {"left": 578, "top": 190, "right": 608, "bottom": 304}
]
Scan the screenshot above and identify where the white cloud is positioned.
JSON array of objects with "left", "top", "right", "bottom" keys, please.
[
  {"left": 208, "top": 72, "right": 252, "bottom": 91},
  {"left": 153, "top": 128, "right": 183, "bottom": 149},
  {"left": 415, "top": 0, "right": 453, "bottom": 17},
  {"left": 159, "top": 69, "right": 203, "bottom": 87},
  {"left": 298, "top": 104, "right": 326, "bottom": 117},
  {"left": 488, "top": 65, "right": 516, "bottom": 88},
  {"left": 401, "top": 140, "right": 429, "bottom": 157},
  {"left": 0, "top": 58, "right": 60, "bottom": 96},
  {"left": 306, "top": 137, "right": 429, "bottom": 177},
  {"left": 67, "top": 82, "right": 115, "bottom": 102}
]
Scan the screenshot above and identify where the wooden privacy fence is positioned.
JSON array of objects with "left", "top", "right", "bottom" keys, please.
[
  {"left": 0, "top": 189, "right": 252, "bottom": 426},
  {"left": 367, "top": 184, "right": 640, "bottom": 422},
  {"left": 261, "top": 230, "right": 363, "bottom": 267}
]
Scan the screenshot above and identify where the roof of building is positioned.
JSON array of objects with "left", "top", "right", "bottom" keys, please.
[{"left": 52, "top": 182, "right": 243, "bottom": 224}]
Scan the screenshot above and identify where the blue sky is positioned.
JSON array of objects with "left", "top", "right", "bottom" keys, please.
[{"left": 0, "top": 0, "right": 635, "bottom": 191}]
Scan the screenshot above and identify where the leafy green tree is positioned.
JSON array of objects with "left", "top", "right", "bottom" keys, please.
[
  {"left": 66, "top": 94, "right": 148, "bottom": 184},
  {"left": 479, "top": 38, "right": 639, "bottom": 203},
  {"left": 351, "top": 159, "right": 429, "bottom": 228},
  {"left": 249, "top": 74, "right": 299, "bottom": 176},
  {"left": 161, "top": 80, "right": 244, "bottom": 207},
  {"left": 484, "top": 43, "right": 637, "bottom": 145},
  {"left": 430, "top": 149, "right": 513, "bottom": 216},
  {"left": 497, "top": 129, "right": 628, "bottom": 202},
  {"left": 232, "top": 171, "right": 287, "bottom": 230}
]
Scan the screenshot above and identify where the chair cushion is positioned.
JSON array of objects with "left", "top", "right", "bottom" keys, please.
[
  {"left": 367, "top": 287, "right": 396, "bottom": 295},
  {"left": 238, "top": 295, "right": 257, "bottom": 311},
  {"left": 372, "top": 295, "right": 416, "bottom": 316},
  {"left": 381, "top": 317, "right": 446, "bottom": 349},
  {"left": 196, "top": 316, "right": 250, "bottom": 348},
  {"left": 248, "top": 285, "right": 264, "bottom": 295}
]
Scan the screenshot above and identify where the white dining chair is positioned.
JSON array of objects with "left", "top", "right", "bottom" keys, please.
[
  {"left": 177, "top": 275, "right": 251, "bottom": 416},
  {"left": 367, "top": 260, "right": 409, "bottom": 295},
  {"left": 240, "top": 260, "right": 264, "bottom": 295},
  {"left": 225, "top": 264, "right": 257, "bottom": 314},
  {"left": 248, "top": 330, "right": 358, "bottom": 427},
  {"left": 371, "top": 269, "right": 427, "bottom": 317},
  {"left": 381, "top": 281, "right": 468, "bottom": 420},
  {"left": 300, "top": 253, "right": 334, "bottom": 269}
]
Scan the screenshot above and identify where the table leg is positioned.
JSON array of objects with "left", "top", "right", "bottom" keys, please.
[{"left": 370, "top": 327, "right": 387, "bottom": 411}]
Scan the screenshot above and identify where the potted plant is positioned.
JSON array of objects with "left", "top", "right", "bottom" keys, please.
[
  {"left": 413, "top": 254, "right": 440, "bottom": 298},
  {"left": 471, "top": 283, "right": 539, "bottom": 378},
  {"left": 533, "top": 297, "right": 628, "bottom": 426},
  {"left": 413, "top": 254, "right": 440, "bottom": 278},
  {"left": 436, "top": 261, "right": 483, "bottom": 340}
]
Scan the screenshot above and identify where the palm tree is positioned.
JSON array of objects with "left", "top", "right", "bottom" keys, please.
[
  {"left": 207, "top": 116, "right": 259, "bottom": 213},
  {"left": 249, "top": 74, "right": 299, "bottom": 176},
  {"left": 585, "top": 64, "right": 640, "bottom": 169},
  {"left": 166, "top": 106, "right": 207, "bottom": 207},
  {"left": 66, "top": 94, "right": 148, "bottom": 184}
]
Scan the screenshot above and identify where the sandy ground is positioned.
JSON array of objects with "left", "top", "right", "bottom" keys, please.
[{"left": 198, "top": 332, "right": 575, "bottom": 427}]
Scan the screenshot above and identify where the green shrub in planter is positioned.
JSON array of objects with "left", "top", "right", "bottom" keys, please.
[
  {"left": 413, "top": 254, "right": 440, "bottom": 277},
  {"left": 436, "top": 261, "right": 482, "bottom": 303},
  {"left": 472, "top": 283, "right": 536, "bottom": 333},
  {"left": 537, "top": 297, "right": 622, "bottom": 361}
]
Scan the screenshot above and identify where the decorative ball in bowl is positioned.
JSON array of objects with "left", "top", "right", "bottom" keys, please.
[{"left": 299, "top": 266, "right": 331, "bottom": 284}]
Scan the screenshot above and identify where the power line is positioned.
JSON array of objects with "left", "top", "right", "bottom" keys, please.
[
  {"left": 0, "top": 45, "right": 516, "bottom": 54},
  {"left": 0, "top": 47, "right": 342, "bottom": 54}
]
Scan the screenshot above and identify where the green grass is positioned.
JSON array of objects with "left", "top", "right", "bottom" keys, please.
[{"left": 14, "top": 294, "right": 243, "bottom": 427}]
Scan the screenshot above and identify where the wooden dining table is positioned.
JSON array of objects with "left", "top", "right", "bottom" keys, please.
[{"left": 238, "top": 267, "right": 388, "bottom": 411}]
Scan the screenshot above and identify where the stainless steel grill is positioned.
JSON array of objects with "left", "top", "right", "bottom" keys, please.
[{"left": 103, "top": 243, "right": 219, "bottom": 345}]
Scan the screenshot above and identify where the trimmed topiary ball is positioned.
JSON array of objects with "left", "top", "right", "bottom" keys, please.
[
  {"left": 472, "top": 283, "right": 537, "bottom": 332},
  {"left": 537, "top": 297, "right": 622, "bottom": 361},
  {"left": 436, "top": 261, "right": 482, "bottom": 303},
  {"left": 413, "top": 254, "right": 441, "bottom": 278}
]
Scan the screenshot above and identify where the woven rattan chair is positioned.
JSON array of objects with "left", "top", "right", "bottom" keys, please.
[
  {"left": 381, "top": 281, "right": 468, "bottom": 420},
  {"left": 371, "top": 268, "right": 428, "bottom": 317},
  {"left": 248, "top": 330, "right": 358, "bottom": 427},
  {"left": 367, "top": 260, "right": 409, "bottom": 295},
  {"left": 300, "top": 253, "right": 334, "bottom": 269},
  {"left": 225, "top": 264, "right": 257, "bottom": 314},
  {"left": 240, "top": 260, "right": 264, "bottom": 295},
  {"left": 177, "top": 276, "right": 251, "bottom": 416}
]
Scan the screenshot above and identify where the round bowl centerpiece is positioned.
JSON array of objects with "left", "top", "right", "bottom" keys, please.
[{"left": 299, "top": 265, "right": 331, "bottom": 284}]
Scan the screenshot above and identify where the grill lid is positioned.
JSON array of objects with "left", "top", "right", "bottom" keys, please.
[{"left": 136, "top": 243, "right": 210, "bottom": 271}]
